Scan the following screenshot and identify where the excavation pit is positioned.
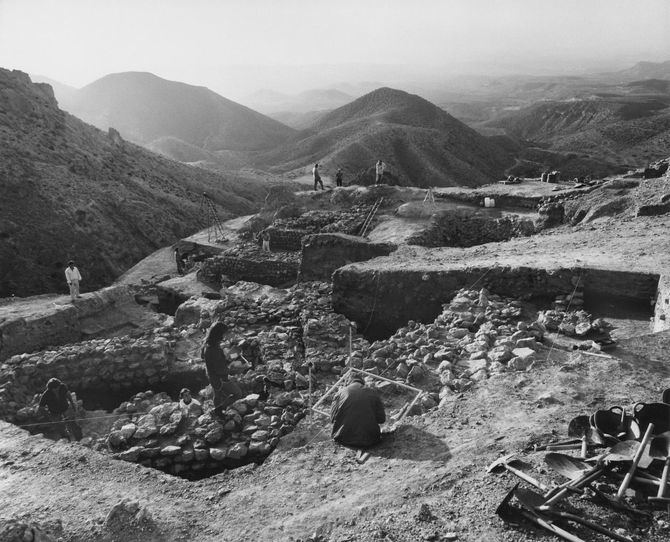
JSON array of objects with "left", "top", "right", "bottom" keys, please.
[{"left": 333, "top": 265, "right": 659, "bottom": 340}]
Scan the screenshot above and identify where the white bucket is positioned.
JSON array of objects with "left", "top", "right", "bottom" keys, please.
[{"left": 484, "top": 197, "right": 496, "bottom": 208}]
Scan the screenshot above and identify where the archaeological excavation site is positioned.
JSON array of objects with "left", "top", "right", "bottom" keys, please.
[{"left": 2, "top": 168, "right": 670, "bottom": 542}]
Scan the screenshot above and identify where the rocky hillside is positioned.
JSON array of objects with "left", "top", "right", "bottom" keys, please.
[
  {"left": 484, "top": 82, "right": 670, "bottom": 172},
  {"left": 0, "top": 69, "right": 269, "bottom": 297},
  {"left": 58, "top": 72, "right": 296, "bottom": 155},
  {"left": 258, "top": 87, "right": 513, "bottom": 187}
]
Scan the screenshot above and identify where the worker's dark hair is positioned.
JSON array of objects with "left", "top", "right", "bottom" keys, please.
[
  {"left": 350, "top": 374, "right": 365, "bottom": 385},
  {"left": 204, "top": 322, "right": 226, "bottom": 345},
  {"left": 68, "top": 260, "right": 74, "bottom": 265},
  {"left": 179, "top": 388, "right": 191, "bottom": 397},
  {"left": 47, "top": 378, "right": 62, "bottom": 389}
]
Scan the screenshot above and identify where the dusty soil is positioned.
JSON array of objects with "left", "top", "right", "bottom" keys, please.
[
  {"left": 3, "top": 180, "right": 670, "bottom": 542},
  {"left": 2, "top": 332, "right": 670, "bottom": 542}
]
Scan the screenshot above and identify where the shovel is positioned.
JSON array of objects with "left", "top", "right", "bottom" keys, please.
[
  {"left": 634, "top": 402, "right": 670, "bottom": 434},
  {"left": 648, "top": 430, "right": 670, "bottom": 504},
  {"left": 568, "top": 415, "right": 604, "bottom": 458},
  {"left": 515, "top": 488, "right": 633, "bottom": 542},
  {"left": 542, "top": 453, "right": 606, "bottom": 507},
  {"left": 617, "top": 423, "right": 655, "bottom": 499},
  {"left": 486, "top": 453, "right": 549, "bottom": 491},
  {"left": 496, "top": 485, "right": 585, "bottom": 542}
]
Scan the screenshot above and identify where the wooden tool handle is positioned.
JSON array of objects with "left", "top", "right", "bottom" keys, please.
[
  {"left": 656, "top": 457, "right": 670, "bottom": 499},
  {"left": 506, "top": 464, "right": 548, "bottom": 492},
  {"left": 580, "top": 437, "right": 588, "bottom": 459},
  {"left": 522, "top": 510, "right": 586, "bottom": 542},
  {"left": 559, "top": 512, "right": 633, "bottom": 542},
  {"left": 543, "top": 466, "right": 603, "bottom": 507},
  {"left": 617, "top": 422, "right": 654, "bottom": 499}
]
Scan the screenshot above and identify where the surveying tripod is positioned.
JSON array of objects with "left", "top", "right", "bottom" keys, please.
[
  {"left": 199, "top": 193, "right": 227, "bottom": 243},
  {"left": 423, "top": 187, "right": 436, "bottom": 207}
]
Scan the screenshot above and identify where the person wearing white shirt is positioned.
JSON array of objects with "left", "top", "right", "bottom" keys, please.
[
  {"left": 375, "top": 160, "right": 385, "bottom": 184},
  {"left": 65, "top": 261, "right": 82, "bottom": 302},
  {"left": 312, "top": 163, "right": 324, "bottom": 191}
]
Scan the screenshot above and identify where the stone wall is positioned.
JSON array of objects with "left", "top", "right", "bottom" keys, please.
[
  {"left": 654, "top": 274, "right": 670, "bottom": 332},
  {"left": 0, "top": 329, "right": 202, "bottom": 424},
  {"left": 199, "top": 251, "right": 300, "bottom": 288},
  {"left": 332, "top": 265, "right": 660, "bottom": 338},
  {"left": 299, "top": 233, "right": 397, "bottom": 282},
  {"left": 264, "top": 227, "right": 306, "bottom": 252},
  {"left": 0, "top": 285, "right": 137, "bottom": 361},
  {"left": 406, "top": 210, "right": 536, "bottom": 248}
]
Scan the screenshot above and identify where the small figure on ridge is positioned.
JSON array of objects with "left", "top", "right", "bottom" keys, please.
[
  {"left": 313, "top": 163, "right": 324, "bottom": 191},
  {"left": 65, "top": 260, "right": 82, "bottom": 302},
  {"left": 375, "top": 160, "right": 385, "bottom": 184},
  {"left": 261, "top": 230, "right": 271, "bottom": 252},
  {"left": 335, "top": 168, "right": 344, "bottom": 187}
]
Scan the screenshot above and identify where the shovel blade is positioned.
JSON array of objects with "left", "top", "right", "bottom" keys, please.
[
  {"left": 545, "top": 452, "right": 590, "bottom": 480},
  {"left": 650, "top": 431, "right": 670, "bottom": 459},
  {"left": 568, "top": 415, "right": 591, "bottom": 439}
]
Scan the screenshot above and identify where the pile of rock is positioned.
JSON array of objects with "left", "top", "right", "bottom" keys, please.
[
  {"left": 538, "top": 309, "right": 615, "bottom": 349},
  {"left": 273, "top": 208, "right": 368, "bottom": 236},
  {"left": 351, "top": 288, "right": 547, "bottom": 407},
  {"left": 100, "top": 389, "right": 306, "bottom": 476},
  {"left": 406, "top": 211, "right": 536, "bottom": 248}
]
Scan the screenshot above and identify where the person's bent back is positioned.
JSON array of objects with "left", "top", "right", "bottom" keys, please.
[{"left": 330, "top": 375, "right": 385, "bottom": 449}]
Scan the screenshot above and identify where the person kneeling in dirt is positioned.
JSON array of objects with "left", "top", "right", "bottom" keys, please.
[
  {"left": 202, "top": 322, "right": 243, "bottom": 417},
  {"left": 37, "top": 378, "right": 83, "bottom": 441},
  {"left": 179, "top": 388, "right": 203, "bottom": 418},
  {"left": 330, "top": 374, "right": 386, "bottom": 448}
]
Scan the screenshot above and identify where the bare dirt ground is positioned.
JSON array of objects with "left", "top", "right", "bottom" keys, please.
[
  {"left": 358, "top": 214, "right": 670, "bottom": 275},
  {"left": 3, "top": 180, "right": 670, "bottom": 542},
  {"left": 2, "top": 335, "right": 670, "bottom": 542}
]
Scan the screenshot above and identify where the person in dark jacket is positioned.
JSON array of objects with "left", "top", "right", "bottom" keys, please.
[
  {"left": 37, "top": 378, "right": 82, "bottom": 440},
  {"left": 335, "top": 168, "right": 343, "bottom": 187},
  {"left": 202, "top": 322, "right": 242, "bottom": 416},
  {"left": 330, "top": 374, "right": 386, "bottom": 448}
]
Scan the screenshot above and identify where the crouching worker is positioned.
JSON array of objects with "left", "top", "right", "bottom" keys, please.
[
  {"left": 330, "top": 374, "right": 386, "bottom": 448},
  {"left": 202, "top": 322, "right": 243, "bottom": 418},
  {"left": 38, "top": 378, "right": 83, "bottom": 441}
]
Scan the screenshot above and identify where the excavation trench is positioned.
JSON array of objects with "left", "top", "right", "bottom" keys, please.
[{"left": 333, "top": 265, "right": 660, "bottom": 340}]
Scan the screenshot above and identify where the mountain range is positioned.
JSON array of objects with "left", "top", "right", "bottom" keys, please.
[
  {"left": 255, "top": 87, "right": 513, "bottom": 187},
  {"left": 58, "top": 72, "right": 296, "bottom": 154},
  {"left": 0, "top": 69, "right": 269, "bottom": 297}
]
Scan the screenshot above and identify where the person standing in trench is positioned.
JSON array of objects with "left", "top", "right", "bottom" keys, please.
[{"left": 202, "top": 322, "right": 242, "bottom": 417}]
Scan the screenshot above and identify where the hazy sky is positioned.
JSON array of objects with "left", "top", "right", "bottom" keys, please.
[{"left": 1, "top": 0, "right": 668, "bottom": 98}]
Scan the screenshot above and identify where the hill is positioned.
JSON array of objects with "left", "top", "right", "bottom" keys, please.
[
  {"left": 486, "top": 93, "right": 670, "bottom": 172},
  {"left": 0, "top": 69, "right": 269, "bottom": 297},
  {"left": 61, "top": 72, "right": 296, "bottom": 153},
  {"left": 616, "top": 60, "right": 670, "bottom": 81},
  {"left": 257, "top": 87, "right": 513, "bottom": 187}
]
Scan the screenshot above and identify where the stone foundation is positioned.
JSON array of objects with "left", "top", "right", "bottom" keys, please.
[
  {"left": 0, "top": 285, "right": 137, "bottom": 361},
  {"left": 299, "top": 233, "right": 397, "bottom": 282},
  {"left": 198, "top": 247, "right": 300, "bottom": 288},
  {"left": 332, "top": 265, "right": 659, "bottom": 338},
  {"left": 0, "top": 328, "right": 193, "bottom": 423},
  {"left": 406, "top": 210, "right": 536, "bottom": 247}
]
